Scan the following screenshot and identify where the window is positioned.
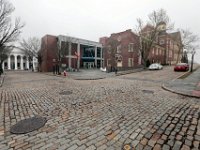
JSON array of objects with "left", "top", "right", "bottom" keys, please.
[
  {"left": 107, "top": 59, "right": 111, "bottom": 66},
  {"left": 97, "top": 47, "right": 101, "bottom": 58},
  {"left": 156, "top": 48, "right": 159, "bottom": 55},
  {"left": 107, "top": 45, "right": 111, "bottom": 53},
  {"left": 169, "top": 50, "right": 173, "bottom": 57},
  {"left": 128, "top": 58, "right": 134, "bottom": 67},
  {"left": 128, "top": 43, "right": 134, "bottom": 52},
  {"left": 117, "top": 36, "right": 121, "bottom": 42},
  {"left": 159, "top": 49, "right": 162, "bottom": 55},
  {"left": 117, "top": 45, "right": 121, "bottom": 53},
  {"left": 160, "top": 39, "right": 165, "bottom": 45}
]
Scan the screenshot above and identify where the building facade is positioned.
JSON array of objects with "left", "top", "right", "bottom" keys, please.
[
  {"left": 1, "top": 48, "right": 37, "bottom": 71},
  {"left": 39, "top": 35, "right": 103, "bottom": 72},
  {"left": 144, "top": 23, "right": 182, "bottom": 65},
  {"left": 100, "top": 29, "right": 141, "bottom": 71}
]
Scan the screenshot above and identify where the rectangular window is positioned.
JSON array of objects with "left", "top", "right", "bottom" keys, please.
[
  {"left": 117, "top": 45, "right": 121, "bottom": 53},
  {"left": 156, "top": 48, "right": 159, "bottom": 55},
  {"left": 160, "top": 39, "right": 165, "bottom": 45},
  {"left": 152, "top": 48, "right": 154, "bottom": 55},
  {"left": 97, "top": 47, "right": 101, "bottom": 57},
  {"left": 107, "top": 45, "right": 111, "bottom": 54},
  {"left": 128, "top": 58, "right": 134, "bottom": 67},
  {"left": 107, "top": 59, "right": 111, "bottom": 66},
  {"left": 128, "top": 43, "right": 134, "bottom": 52},
  {"left": 169, "top": 50, "right": 173, "bottom": 57}
]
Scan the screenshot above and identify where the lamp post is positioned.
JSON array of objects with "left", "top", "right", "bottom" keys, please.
[
  {"left": 75, "top": 51, "right": 80, "bottom": 71},
  {"left": 52, "top": 59, "right": 56, "bottom": 74},
  {"left": 190, "top": 48, "right": 196, "bottom": 72}
]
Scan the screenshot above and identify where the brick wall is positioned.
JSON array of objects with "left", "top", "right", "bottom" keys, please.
[
  {"left": 100, "top": 29, "right": 140, "bottom": 70},
  {"left": 40, "top": 35, "right": 58, "bottom": 72}
]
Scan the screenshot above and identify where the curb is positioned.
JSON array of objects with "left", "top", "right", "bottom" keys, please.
[
  {"left": 174, "top": 71, "right": 190, "bottom": 80},
  {"left": 162, "top": 84, "right": 200, "bottom": 98},
  {"left": 42, "top": 73, "right": 69, "bottom": 79},
  {"left": 115, "top": 68, "right": 144, "bottom": 76},
  {"left": 42, "top": 73, "right": 106, "bottom": 80},
  {"left": 73, "top": 77, "right": 106, "bottom": 80}
]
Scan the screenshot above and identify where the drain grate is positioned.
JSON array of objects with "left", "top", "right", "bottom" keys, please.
[
  {"left": 59, "top": 91, "right": 72, "bottom": 95},
  {"left": 142, "top": 90, "right": 154, "bottom": 94},
  {"left": 10, "top": 117, "right": 47, "bottom": 134}
]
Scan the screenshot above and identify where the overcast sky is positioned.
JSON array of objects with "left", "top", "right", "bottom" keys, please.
[{"left": 11, "top": 0, "right": 200, "bottom": 63}]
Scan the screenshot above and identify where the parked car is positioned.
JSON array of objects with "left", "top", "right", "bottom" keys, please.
[
  {"left": 100, "top": 67, "right": 107, "bottom": 72},
  {"left": 174, "top": 63, "right": 189, "bottom": 71},
  {"left": 149, "top": 63, "right": 163, "bottom": 70}
]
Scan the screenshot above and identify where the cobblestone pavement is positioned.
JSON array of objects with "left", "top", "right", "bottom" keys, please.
[{"left": 0, "top": 68, "right": 199, "bottom": 150}]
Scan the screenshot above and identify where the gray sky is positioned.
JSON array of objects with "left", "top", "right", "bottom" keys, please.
[{"left": 12, "top": 0, "right": 200, "bottom": 63}]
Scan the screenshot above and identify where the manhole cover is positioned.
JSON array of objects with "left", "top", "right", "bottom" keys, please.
[
  {"left": 59, "top": 91, "right": 72, "bottom": 95},
  {"left": 142, "top": 90, "right": 154, "bottom": 94},
  {"left": 10, "top": 117, "right": 47, "bottom": 134}
]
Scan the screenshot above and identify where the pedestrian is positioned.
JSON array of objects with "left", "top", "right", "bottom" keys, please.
[
  {"left": 53, "top": 66, "right": 55, "bottom": 74},
  {"left": 115, "top": 67, "right": 118, "bottom": 74}
]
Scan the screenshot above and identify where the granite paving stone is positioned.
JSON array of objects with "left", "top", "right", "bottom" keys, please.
[{"left": 0, "top": 68, "right": 199, "bottom": 149}]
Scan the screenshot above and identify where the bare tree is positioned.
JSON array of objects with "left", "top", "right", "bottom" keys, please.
[
  {"left": 103, "top": 38, "right": 120, "bottom": 72},
  {"left": 178, "top": 29, "right": 199, "bottom": 72},
  {"left": 0, "top": 0, "right": 24, "bottom": 72},
  {"left": 20, "top": 37, "right": 41, "bottom": 70},
  {"left": 181, "top": 51, "right": 188, "bottom": 63},
  {"left": 135, "top": 9, "right": 173, "bottom": 67},
  {"left": 56, "top": 37, "right": 73, "bottom": 73},
  {"left": 179, "top": 29, "right": 199, "bottom": 51}
]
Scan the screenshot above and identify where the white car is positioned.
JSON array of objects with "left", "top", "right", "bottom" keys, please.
[
  {"left": 100, "top": 67, "right": 107, "bottom": 72},
  {"left": 149, "top": 63, "right": 163, "bottom": 70}
]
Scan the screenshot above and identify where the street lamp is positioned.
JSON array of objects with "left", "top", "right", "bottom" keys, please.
[
  {"left": 190, "top": 48, "right": 196, "bottom": 72},
  {"left": 52, "top": 59, "right": 56, "bottom": 74}
]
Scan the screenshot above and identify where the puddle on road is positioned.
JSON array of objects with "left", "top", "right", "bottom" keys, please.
[
  {"left": 142, "top": 90, "right": 154, "bottom": 94},
  {"left": 59, "top": 91, "right": 73, "bottom": 95}
]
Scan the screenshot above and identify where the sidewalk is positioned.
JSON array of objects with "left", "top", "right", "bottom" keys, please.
[
  {"left": 43, "top": 68, "right": 144, "bottom": 80},
  {"left": 43, "top": 69, "right": 115, "bottom": 80},
  {"left": 162, "top": 68, "right": 200, "bottom": 98}
]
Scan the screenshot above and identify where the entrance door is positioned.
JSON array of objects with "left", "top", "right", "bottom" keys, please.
[{"left": 83, "top": 62, "right": 94, "bottom": 69}]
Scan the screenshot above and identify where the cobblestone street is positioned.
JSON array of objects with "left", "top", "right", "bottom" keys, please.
[{"left": 0, "top": 67, "right": 200, "bottom": 150}]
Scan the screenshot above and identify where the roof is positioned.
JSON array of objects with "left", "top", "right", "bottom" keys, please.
[{"left": 169, "top": 32, "right": 181, "bottom": 42}]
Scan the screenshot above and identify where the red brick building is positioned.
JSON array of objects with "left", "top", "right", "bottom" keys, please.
[
  {"left": 39, "top": 35, "right": 103, "bottom": 72},
  {"left": 99, "top": 29, "right": 141, "bottom": 71},
  {"left": 100, "top": 23, "right": 182, "bottom": 71},
  {"left": 143, "top": 23, "right": 182, "bottom": 65}
]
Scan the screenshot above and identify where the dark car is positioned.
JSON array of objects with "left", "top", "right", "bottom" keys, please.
[{"left": 174, "top": 63, "right": 189, "bottom": 71}]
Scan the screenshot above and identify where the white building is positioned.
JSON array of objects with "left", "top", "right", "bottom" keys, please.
[{"left": 1, "top": 48, "right": 38, "bottom": 71}]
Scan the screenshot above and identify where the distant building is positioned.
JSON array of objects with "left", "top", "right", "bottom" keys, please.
[
  {"left": 2, "top": 48, "right": 37, "bottom": 71},
  {"left": 100, "top": 23, "right": 183, "bottom": 71},
  {"left": 99, "top": 29, "right": 141, "bottom": 71},
  {"left": 39, "top": 35, "right": 103, "bottom": 72},
  {"left": 145, "top": 22, "right": 182, "bottom": 65}
]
